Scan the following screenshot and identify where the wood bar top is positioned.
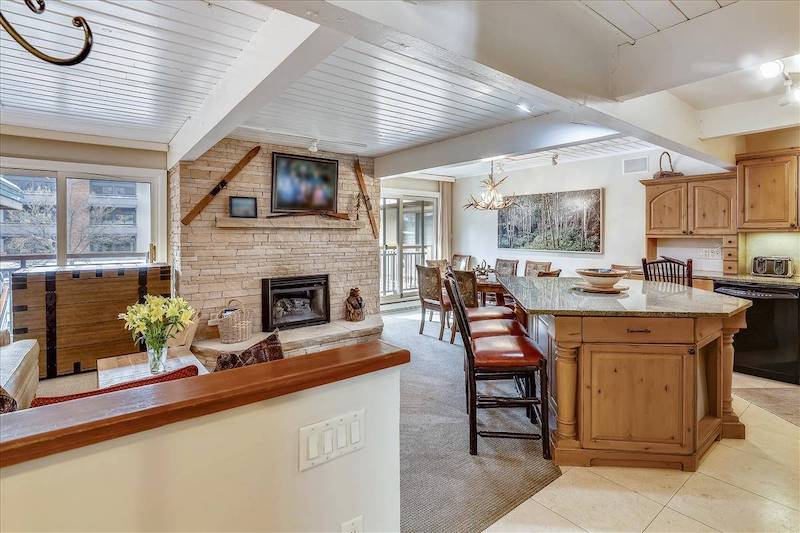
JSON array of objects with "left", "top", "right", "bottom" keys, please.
[{"left": 0, "top": 340, "right": 409, "bottom": 468}]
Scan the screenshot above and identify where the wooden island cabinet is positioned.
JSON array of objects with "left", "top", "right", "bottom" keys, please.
[{"left": 502, "top": 276, "right": 751, "bottom": 471}]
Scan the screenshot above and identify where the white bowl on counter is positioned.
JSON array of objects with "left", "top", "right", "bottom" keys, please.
[{"left": 575, "top": 268, "right": 627, "bottom": 288}]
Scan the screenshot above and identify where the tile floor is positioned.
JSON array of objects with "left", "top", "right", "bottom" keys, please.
[{"left": 485, "top": 374, "right": 800, "bottom": 532}]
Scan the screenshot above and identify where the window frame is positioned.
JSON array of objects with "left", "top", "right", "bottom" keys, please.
[{"left": 0, "top": 157, "right": 166, "bottom": 266}]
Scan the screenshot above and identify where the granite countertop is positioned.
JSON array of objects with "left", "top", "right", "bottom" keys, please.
[
  {"left": 692, "top": 270, "right": 800, "bottom": 287},
  {"left": 498, "top": 276, "right": 752, "bottom": 318}
]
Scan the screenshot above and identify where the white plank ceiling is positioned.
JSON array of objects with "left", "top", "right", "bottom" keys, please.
[
  {"left": 233, "top": 38, "right": 559, "bottom": 157},
  {"left": 581, "top": 0, "right": 736, "bottom": 43},
  {"left": 0, "top": 0, "right": 272, "bottom": 143}
]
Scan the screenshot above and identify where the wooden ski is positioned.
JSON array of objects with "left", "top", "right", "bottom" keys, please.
[
  {"left": 353, "top": 158, "right": 379, "bottom": 239},
  {"left": 181, "top": 145, "right": 261, "bottom": 225}
]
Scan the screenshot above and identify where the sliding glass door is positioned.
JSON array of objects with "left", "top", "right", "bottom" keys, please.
[{"left": 380, "top": 194, "right": 438, "bottom": 301}]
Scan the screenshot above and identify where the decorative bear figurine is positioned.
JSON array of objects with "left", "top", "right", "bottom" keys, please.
[{"left": 345, "top": 287, "right": 365, "bottom": 322}]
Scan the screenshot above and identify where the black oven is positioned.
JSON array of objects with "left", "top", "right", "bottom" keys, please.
[{"left": 714, "top": 281, "right": 800, "bottom": 384}]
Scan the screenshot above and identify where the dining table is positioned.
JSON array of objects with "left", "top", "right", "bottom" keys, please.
[{"left": 475, "top": 272, "right": 507, "bottom": 306}]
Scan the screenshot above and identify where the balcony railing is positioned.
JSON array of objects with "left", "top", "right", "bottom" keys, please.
[{"left": 380, "top": 245, "right": 430, "bottom": 297}]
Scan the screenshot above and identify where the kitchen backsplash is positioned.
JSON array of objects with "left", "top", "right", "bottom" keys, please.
[
  {"left": 742, "top": 233, "right": 800, "bottom": 268},
  {"left": 657, "top": 238, "right": 724, "bottom": 271},
  {"left": 657, "top": 233, "right": 800, "bottom": 274}
]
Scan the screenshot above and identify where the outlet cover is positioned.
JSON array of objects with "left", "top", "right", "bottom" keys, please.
[{"left": 341, "top": 515, "right": 363, "bottom": 533}]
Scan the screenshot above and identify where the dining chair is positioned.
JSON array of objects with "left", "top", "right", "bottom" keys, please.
[
  {"left": 524, "top": 260, "right": 551, "bottom": 277},
  {"left": 449, "top": 268, "right": 520, "bottom": 343},
  {"left": 494, "top": 258, "right": 519, "bottom": 276},
  {"left": 641, "top": 256, "right": 693, "bottom": 287},
  {"left": 444, "top": 273, "right": 549, "bottom": 457},
  {"left": 537, "top": 269, "right": 562, "bottom": 278},
  {"left": 426, "top": 259, "right": 448, "bottom": 274},
  {"left": 451, "top": 254, "right": 471, "bottom": 271},
  {"left": 416, "top": 265, "right": 452, "bottom": 340}
]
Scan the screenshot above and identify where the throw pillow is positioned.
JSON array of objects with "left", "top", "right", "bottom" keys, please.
[
  {"left": 0, "top": 386, "right": 17, "bottom": 414},
  {"left": 214, "top": 329, "right": 283, "bottom": 372}
]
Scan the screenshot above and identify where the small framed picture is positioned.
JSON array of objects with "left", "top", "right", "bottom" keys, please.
[{"left": 229, "top": 196, "right": 258, "bottom": 218}]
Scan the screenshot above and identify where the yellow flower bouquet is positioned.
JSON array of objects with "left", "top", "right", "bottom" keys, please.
[{"left": 118, "top": 295, "right": 194, "bottom": 373}]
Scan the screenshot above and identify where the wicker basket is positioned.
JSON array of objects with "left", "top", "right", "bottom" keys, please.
[
  {"left": 652, "top": 151, "right": 685, "bottom": 179},
  {"left": 216, "top": 299, "right": 253, "bottom": 344}
]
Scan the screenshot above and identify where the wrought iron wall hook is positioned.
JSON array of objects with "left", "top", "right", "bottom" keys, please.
[{"left": 0, "top": 0, "right": 93, "bottom": 66}]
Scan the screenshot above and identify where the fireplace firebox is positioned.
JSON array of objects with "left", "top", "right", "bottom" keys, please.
[{"left": 262, "top": 274, "right": 330, "bottom": 331}]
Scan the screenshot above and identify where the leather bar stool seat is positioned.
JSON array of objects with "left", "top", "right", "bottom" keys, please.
[
  {"left": 472, "top": 335, "right": 543, "bottom": 369},
  {"left": 466, "top": 306, "right": 516, "bottom": 322},
  {"left": 469, "top": 319, "right": 527, "bottom": 339}
]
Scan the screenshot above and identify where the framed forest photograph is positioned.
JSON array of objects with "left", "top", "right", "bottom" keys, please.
[{"left": 497, "top": 188, "right": 603, "bottom": 253}]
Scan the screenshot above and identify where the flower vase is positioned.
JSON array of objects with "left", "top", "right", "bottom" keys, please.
[{"left": 147, "top": 344, "right": 168, "bottom": 374}]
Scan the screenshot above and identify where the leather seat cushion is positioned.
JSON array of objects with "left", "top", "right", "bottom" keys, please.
[
  {"left": 472, "top": 335, "right": 542, "bottom": 369},
  {"left": 470, "top": 319, "right": 527, "bottom": 339},
  {"left": 466, "top": 306, "right": 516, "bottom": 321}
]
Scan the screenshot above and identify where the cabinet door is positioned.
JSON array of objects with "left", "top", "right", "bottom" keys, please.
[
  {"left": 580, "top": 343, "right": 694, "bottom": 453},
  {"left": 738, "top": 156, "right": 798, "bottom": 229},
  {"left": 688, "top": 178, "right": 736, "bottom": 235},
  {"left": 646, "top": 182, "right": 687, "bottom": 235}
]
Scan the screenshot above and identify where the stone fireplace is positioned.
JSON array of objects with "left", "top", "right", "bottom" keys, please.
[
  {"left": 168, "top": 138, "right": 381, "bottom": 345},
  {"left": 262, "top": 274, "right": 330, "bottom": 331}
]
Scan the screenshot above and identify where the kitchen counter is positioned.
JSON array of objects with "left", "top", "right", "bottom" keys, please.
[
  {"left": 499, "top": 275, "right": 749, "bottom": 471},
  {"left": 692, "top": 270, "right": 800, "bottom": 287},
  {"left": 497, "top": 276, "right": 752, "bottom": 318}
]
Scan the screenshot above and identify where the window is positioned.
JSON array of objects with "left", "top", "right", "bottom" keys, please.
[
  {"left": 0, "top": 168, "right": 158, "bottom": 268},
  {"left": 67, "top": 177, "right": 151, "bottom": 263},
  {"left": 0, "top": 174, "right": 57, "bottom": 259}
]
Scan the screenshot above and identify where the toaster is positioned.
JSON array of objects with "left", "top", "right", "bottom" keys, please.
[{"left": 751, "top": 256, "right": 794, "bottom": 278}]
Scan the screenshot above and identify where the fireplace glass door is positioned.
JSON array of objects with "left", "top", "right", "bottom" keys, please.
[
  {"left": 379, "top": 194, "right": 438, "bottom": 302},
  {"left": 262, "top": 275, "right": 330, "bottom": 331}
]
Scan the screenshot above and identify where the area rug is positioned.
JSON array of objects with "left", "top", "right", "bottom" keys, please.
[
  {"left": 382, "top": 310, "right": 561, "bottom": 533},
  {"left": 733, "top": 387, "right": 800, "bottom": 427}
]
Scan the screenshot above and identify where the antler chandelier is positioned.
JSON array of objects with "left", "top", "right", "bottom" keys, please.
[
  {"left": 0, "top": 0, "right": 93, "bottom": 66},
  {"left": 464, "top": 160, "right": 517, "bottom": 210}
]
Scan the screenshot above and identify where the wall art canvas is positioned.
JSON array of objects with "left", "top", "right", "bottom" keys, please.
[{"left": 498, "top": 188, "right": 603, "bottom": 253}]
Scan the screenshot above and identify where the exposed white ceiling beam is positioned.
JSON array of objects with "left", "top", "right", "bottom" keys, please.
[
  {"left": 375, "top": 112, "right": 619, "bottom": 178},
  {"left": 260, "top": 0, "right": 618, "bottom": 103},
  {"left": 612, "top": 0, "right": 800, "bottom": 100},
  {"left": 586, "top": 92, "right": 737, "bottom": 169},
  {"left": 698, "top": 96, "right": 800, "bottom": 139},
  {"left": 167, "top": 9, "right": 348, "bottom": 169}
]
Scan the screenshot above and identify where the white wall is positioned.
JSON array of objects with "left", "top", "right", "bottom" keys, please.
[
  {"left": 0, "top": 368, "right": 401, "bottom": 532},
  {"left": 452, "top": 149, "right": 722, "bottom": 276}
]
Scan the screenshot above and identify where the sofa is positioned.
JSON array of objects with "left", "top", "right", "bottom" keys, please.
[{"left": 0, "top": 335, "right": 39, "bottom": 410}]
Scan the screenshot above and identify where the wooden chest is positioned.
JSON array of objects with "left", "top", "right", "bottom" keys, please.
[{"left": 11, "top": 264, "right": 171, "bottom": 378}]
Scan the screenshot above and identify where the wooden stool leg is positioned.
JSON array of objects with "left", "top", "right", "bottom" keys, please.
[
  {"left": 450, "top": 319, "right": 458, "bottom": 344},
  {"left": 540, "top": 365, "right": 551, "bottom": 460},
  {"left": 419, "top": 306, "right": 425, "bottom": 334},
  {"left": 469, "top": 372, "right": 478, "bottom": 455},
  {"left": 438, "top": 308, "right": 446, "bottom": 340}
]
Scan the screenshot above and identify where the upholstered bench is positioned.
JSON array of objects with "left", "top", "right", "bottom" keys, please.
[{"left": 0, "top": 338, "right": 39, "bottom": 411}]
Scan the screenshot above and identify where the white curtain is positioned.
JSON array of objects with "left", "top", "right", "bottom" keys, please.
[{"left": 438, "top": 181, "right": 452, "bottom": 261}]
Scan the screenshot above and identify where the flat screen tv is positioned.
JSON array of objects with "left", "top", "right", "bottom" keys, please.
[{"left": 271, "top": 152, "right": 338, "bottom": 213}]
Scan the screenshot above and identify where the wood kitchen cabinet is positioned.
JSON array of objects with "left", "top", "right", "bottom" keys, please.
[
  {"left": 737, "top": 152, "right": 799, "bottom": 230},
  {"left": 645, "top": 181, "right": 687, "bottom": 235},
  {"left": 643, "top": 173, "right": 736, "bottom": 237},
  {"left": 688, "top": 178, "right": 737, "bottom": 235}
]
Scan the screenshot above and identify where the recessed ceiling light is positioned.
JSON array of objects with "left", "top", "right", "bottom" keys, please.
[
  {"left": 481, "top": 155, "right": 507, "bottom": 162},
  {"left": 516, "top": 102, "right": 532, "bottom": 113},
  {"left": 759, "top": 59, "right": 785, "bottom": 79}
]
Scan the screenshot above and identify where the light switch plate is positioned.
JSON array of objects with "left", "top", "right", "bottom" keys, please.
[{"left": 299, "top": 409, "right": 364, "bottom": 471}]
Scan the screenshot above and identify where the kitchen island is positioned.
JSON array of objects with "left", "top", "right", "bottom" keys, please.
[{"left": 498, "top": 276, "right": 752, "bottom": 471}]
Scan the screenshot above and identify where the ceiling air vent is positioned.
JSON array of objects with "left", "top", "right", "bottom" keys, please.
[{"left": 623, "top": 156, "right": 649, "bottom": 174}]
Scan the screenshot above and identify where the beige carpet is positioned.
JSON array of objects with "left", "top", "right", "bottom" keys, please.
[
  {"left": 382, "top": 310, "right": 561, "bottom": 533},
  {"left": 36, "top": 372, "right": 98, "bottom": 396}
]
